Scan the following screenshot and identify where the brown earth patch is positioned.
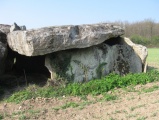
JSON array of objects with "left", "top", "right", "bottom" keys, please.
[{"left": 1, "top": 81, "right": 159, "bottom": 120}]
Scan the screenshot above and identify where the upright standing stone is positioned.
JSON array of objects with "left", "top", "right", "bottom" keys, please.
[{"left": 45, "top": 42, "right": 142, "bottom": 82}]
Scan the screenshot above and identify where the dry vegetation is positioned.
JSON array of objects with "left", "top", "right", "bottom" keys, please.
[{"left": 110, "top": 19, "right": 159, "bottom": 47}]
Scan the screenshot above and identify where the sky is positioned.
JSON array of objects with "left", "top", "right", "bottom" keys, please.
[{"left": 1, "top": 0, "right": 159, "bottom": 29}]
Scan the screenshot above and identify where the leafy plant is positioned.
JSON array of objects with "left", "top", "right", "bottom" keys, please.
[
  {"left": 0, "top": 114, "right": 3, "bottom": 120},
  {"left": 6, "top": 70, "right": 159, "bottom": 103},
  {"left": 136, "top": 116, "right": 147, "bottom": 120},
  {"left": 130, "top": 104, "right": 145, "bottom": 111},
  {"left": 61, "top": 102, "right": 79, "bottom": 109},
  {"left": 102, "top": 94, "right": 117, "bottom": 101}
]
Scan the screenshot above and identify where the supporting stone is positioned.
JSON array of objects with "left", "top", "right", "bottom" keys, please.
[
  {"left": 0, "top": 31, "right": 8, "bottom": 75},
  {"left": 45, "top": 40, "right": 142, "bottom": 82}
]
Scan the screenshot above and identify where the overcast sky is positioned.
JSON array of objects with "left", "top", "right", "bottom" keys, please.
[{"left": 1, "top": 0, "right": 159, "bottom": 29}]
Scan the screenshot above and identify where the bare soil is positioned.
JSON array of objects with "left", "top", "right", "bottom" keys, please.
[{"left": 0, "top": 64, "right": 159, "bottom": 120}]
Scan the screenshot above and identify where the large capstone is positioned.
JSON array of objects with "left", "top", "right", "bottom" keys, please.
[
  {"left": 7, "top": 23, "right": 124, "bottom": 56},
  {"left": 45, "top": 41, "right": 142, "bottom": 82}
]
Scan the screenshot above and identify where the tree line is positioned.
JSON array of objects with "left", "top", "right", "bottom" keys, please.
[{"left": 110, "top": 19, "right": 159, "bottom": 47}]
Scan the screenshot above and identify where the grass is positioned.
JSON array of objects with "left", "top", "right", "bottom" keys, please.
[
  {"left": 126, "top": 113, "right": 139, "bottom": 118},
  {"left": 130, "top": 104, "right": 146, "bottom": 111},
  {"left": 61, "top": 102, "right": 79, "bottom": 109},
  {"left": 53, "top": 94, "right": 117, "bottom": 110},
  {"left": 11, "top": 109, "right": 40, "bottom": 120},
  {"left": 0, "top": 114, "right": 3, "bottom": 120},
  {"left": 142, "top": 85, "right": 159, "bottom": 93},
  {"left": 5, "top": 70, "right": 159, "bottom": 103},
  {"left": 151, "top": 112, "right": 157, "bottom": 117},
  {"left": 102, "top": 94, "right": 117, "bottom": 101},
  {"left": 136, "top": 116, "right": 148, "bottom": 120},
  {"left": 147, "top": 48, "right": 159, "bottom": 63}
]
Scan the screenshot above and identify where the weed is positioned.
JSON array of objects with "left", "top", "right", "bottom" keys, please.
[
  {"left": 152, "top": 100, "right": 159, "bottom": 104},
  {"left": 137, "top": 116, "right": 148, "bottom": 120},
  {"left": 112, "top": 110, "right": 122, "bottom": 114},
  {"left": 130, "top": 104, "right": 145, "bottom": 111},
  {"left": 28, "top": 109, "right": 40, "bottom": 115},
  {"left": 151, "top": 112, "right": 157, "bottom": 117},
  {"left": 53, "top": 107, "right": 60, "bottom": 111},
  {"left": 80, "top": 101, "right": 95, "bottom": 106},
  {"left": 19, "top": 114, "right": 27, "bottom": 120},
  {"left": 12, "top": 111, "right": 25, "bottom": 116},
  {"left": 53, "top": 100, "right": 96, "bottom": 111},
  {"left": 123, "top": 85, "right": 139, "bottom": 92},
  {"left": 126, "top": 113, "right": 139, "bottom": 118},
  {"left": 102, "top": 94, "right": 117, "bottom": 101},
  {"left": 61, "top": 102, "right": 79, "bottom": 109},
  {"left": 127, "top": 96, "right": 135, "bottom": 100},
  {"left": 142, "top": 85, "right": 159, "bottom": 93},
  {"left": 0, "top": 114, "right": 3, "bottom": 120},
  {"left": 109, "top": 118, "right": 116, "bottom": 120},
  {"left": 6, "top": 70, "right": 159, "bottom": 103},
  {"left": 80, "top": 95, "right": 87, "bottom": 101}
]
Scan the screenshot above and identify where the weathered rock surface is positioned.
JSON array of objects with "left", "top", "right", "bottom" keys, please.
[
  {"left": 0, "top": 24, "right": 10, "bottom": 34},
  {"left": 10, "top": 23, "right": 21, "bottom": 32},
  {"left": 7, "top": 23, "right": 124, "bottom": 56},
  {"left": 20, "top": 25, "right": 26, "bottom": 31},
  {"left": 10, "top": 23, "right": 26, "bottom": 32},
  {"left": 122, "top": 37, "right": 148, "bottom": 64},
  {"left": 45, "top": 40, "right": 142, "bottom": 82},
  {"left": 0, "top": 31, "right": 7, "bottom": 75}
]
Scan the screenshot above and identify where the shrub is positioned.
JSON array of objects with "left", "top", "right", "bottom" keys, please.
[
  {"left": 130, "top": 35, "right": 159, "bottom": 47},
  {"left": 130, "top": 35, "right": 150, "bottom": 45}
]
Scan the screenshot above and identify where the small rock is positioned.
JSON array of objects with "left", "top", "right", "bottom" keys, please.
[
  {"left": 20, "top": 25, "right": 26, "bottom": 30},
  {"left": 108, "top": 91, "right": 112, "bottom": 94},
  {"left": 3, "top": 103, "right": 7, "bottom": 108},
  {"left": 10, "top": 22, "right": 21, "bottom": 32},
  {"left": 19, "top": 106, "right": 22, "bottom": 110}
]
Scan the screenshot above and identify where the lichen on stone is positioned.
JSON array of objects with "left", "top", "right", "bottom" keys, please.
[
  {"left": 49, "top": 52, "right": 72, "bottom": 80},
  {"left": 96, "top": 62, "right": 107, "bottom": 79}
]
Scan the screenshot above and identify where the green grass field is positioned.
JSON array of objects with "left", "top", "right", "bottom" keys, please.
[{"left": 147, "top": 48, "right": 159, "bottom": 69}]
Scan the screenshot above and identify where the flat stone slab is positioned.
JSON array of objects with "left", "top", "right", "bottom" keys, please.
[{"left": 7, "top": 23, "right": 124, "bottom": 56}]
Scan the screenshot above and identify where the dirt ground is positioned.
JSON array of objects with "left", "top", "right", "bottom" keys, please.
[
  {"left": 0, "top": 81, "right": 159, "bottom": 120},
  {"left": 0, "top": 64, "right": 159, "bottom": 120}
]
